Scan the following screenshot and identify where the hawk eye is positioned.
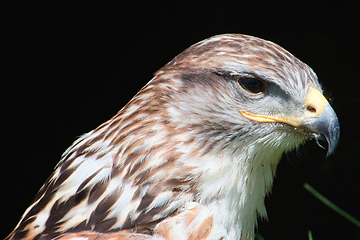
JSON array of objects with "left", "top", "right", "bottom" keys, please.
[{"left": 238, "top": 77, "right": 266, "bottom": 94}]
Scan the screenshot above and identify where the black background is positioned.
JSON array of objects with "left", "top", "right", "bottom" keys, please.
[{"left": 4, "top": 2, "right": 360, "bottom": 239}]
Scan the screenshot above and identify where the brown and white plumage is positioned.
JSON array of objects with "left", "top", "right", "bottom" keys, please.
[{"left": 7, "top": 34, "right": 339, "bottom": 240}]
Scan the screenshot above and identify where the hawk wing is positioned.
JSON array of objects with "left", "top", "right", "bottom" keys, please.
[
  {"left": 7, "top": 75, "right": 207, "bottom": 239},
  {"left": 51, "top": 202, "right": 217, "bottom": 240}
]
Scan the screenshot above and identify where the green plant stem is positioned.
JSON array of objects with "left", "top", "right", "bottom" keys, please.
[
  {"left": 308, "top": 230, "right": 313, "bottom": 240},
  {"left": 304, "top": 183, "right": 360, "bottom": 228}
]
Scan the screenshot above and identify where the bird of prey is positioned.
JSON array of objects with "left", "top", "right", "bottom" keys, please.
[{"left": 7, "top": 34, "right": 340, "bottom": 240}]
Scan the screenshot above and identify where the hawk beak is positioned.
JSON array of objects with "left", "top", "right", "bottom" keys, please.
[
  {"left": 240, "top": 87, "right": 340, "bottom": 157},
  {"left": 301, "top": 101, "right": 340, "bottom": 158}
]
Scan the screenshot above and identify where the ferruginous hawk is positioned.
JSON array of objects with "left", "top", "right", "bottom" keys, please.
[{"left": 7, "top": 34, "right": 340, "bottom": 240}]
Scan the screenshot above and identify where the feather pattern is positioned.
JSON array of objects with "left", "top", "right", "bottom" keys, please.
[{"left": 7, "top": 34, "right": 324, "bottom": 240}]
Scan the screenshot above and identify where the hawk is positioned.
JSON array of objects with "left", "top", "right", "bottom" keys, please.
[{"left": 7, "top": 34, "right": 340, "bottom": 240}]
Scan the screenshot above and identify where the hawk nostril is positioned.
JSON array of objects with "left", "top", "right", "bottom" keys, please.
[{"left": 307, "top": 106, "right": 316, "bottom": 113}]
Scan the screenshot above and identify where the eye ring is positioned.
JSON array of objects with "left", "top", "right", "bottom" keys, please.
[{"left": 237, "top": 77, "right": 267, "bottom": 95}]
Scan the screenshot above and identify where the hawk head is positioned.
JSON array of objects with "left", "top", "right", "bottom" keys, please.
[
  {"left": 157, "top": 34, "right": 338, "bottom": 158},
  {"left": 8, "top": 34, "right": 339, "bottom": 240}
]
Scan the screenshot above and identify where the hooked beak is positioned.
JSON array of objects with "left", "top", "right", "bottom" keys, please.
[
  {"left": 240, "top": 87, "right": 340, "bottom": 157},
  {"left": 301, "top": 103, "right": 340, "bottom": 158}
]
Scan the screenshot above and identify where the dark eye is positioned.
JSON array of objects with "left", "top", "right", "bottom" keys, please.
[{"left": 238, "top": 78, "right": 266, "bottom": 94}]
